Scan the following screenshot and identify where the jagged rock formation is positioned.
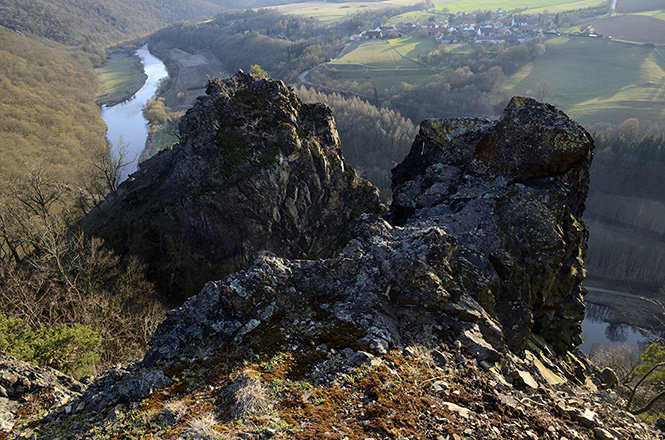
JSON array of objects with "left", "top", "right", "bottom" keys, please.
[
  {"left": 0, "top": 354, "right": 85, "bottom": 432},
  {"left": 83, "top": 72, "right": 383, "bottom": 302},
  {"left": 390, "top": 97, "right": 593, "bottom": 353},
  {"left": 8, "top": 83, "right": 665, "bottom": 439}
]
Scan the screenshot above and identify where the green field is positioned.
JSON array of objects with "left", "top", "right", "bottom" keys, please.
[
  {"left": 386, "top": 10, "right": 450, "bottom": 24},
  {"left": 274, "top": 0, "right": 416, "bottom": 23},
  {"left": 326, "top": 36, "right": 439, "bottom": 91},
  {"left": 279, "top": 0, "right": 608, "bottom": 23},
  {"left": 435, "top": 0, "right": 605, "bottom": 14},
  {"left": 96, "top": 51, "right": 147, "bottom": 106},
  {"left": 504, "top": 36, "right": 665, "bottom": 126}
]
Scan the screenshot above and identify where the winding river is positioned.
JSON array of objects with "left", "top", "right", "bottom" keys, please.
[{"left": 100, "top": 45, "right": 168, "bottom": 181}]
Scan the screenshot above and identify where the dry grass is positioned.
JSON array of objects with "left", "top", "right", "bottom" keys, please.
[
  {"left": 155, "top": 400, "right": 189, "bottom": 427},
  {"left": 231, "top": 370, "right": 273, "bottom": 420},
  {"left": 180, "top": 412, "right": 222, "bottom": 440}
]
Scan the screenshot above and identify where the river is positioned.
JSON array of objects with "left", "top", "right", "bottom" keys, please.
[
  {"left": 580, "top": 302, "right": 648, "bottom": 353},
  {"left": 100, "top": 45, "right": 168, "bottom": 181}
]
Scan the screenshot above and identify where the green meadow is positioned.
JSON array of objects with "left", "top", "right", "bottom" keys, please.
[
  {"left": 96, "top": 52, "right": 147, "bottom": 106},
  {"left": 327, "top": 36, "right": 439, "bottom": 91},
  {"left": 504, "top": 36, "right": 665, "bottom": 126}
]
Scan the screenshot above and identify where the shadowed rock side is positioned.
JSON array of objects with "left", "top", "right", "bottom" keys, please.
[
  {"left": 0, "top": 354, "right": 86, "bottom": 432},
  {"left": 82, "top": 72, "right": 383, "bottom": 302},
  {"left": 391, "top": 97, "right": 594, "bottom": 353},
  {"left": 18, "top": 95, "right": 653, "bottom": 440}
]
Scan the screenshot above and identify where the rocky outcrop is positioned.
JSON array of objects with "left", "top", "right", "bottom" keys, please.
[
  {"left": 0, "top": 354, "right": 86, "bottom": 432},
  {"left": 391, "top": 97, "right": 593, "bottom": 353},
  {"left": 83, "top": 72, "right": 383, "bottom": 302},
  {"left": 12, "top": 87, "right": 661, "bottom": 439}
]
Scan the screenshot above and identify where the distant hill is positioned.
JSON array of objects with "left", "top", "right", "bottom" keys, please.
[
  {"left": 0, "top": 0, "right": 222, "bottom": 49},
  {"left": 206, "top": 0, "right": 295, "bottom": 8}
]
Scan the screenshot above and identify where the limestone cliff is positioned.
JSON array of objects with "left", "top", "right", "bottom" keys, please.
[{"left": 8, "top": 81, "right": 664, "bottom": 440}]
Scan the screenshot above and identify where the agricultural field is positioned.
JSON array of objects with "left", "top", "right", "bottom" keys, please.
[
  {"left": 433, "top": 0, "right": 606, "bottom": 14},
  {"left": 326, "top": 36, "right": 439, "bottom": 92},
  {"left": 278, "top": 0, "right": 609, "bottom": 24},
  {"left": 273, "top": 0, "right": 415, "bottom": 23},
  {"left": 503, "top": 36, "right": 665, "bottom": 126},
  {"left": 615, "top": 0, "right": 664, "bottom": 14},
  {"left": 589, "top": 15, "right": 665, "bottom": 44}
]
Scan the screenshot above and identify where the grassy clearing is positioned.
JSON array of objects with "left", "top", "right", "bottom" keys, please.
[
  {"left": 96, "top": 51, "right": 147, "bottom": 106},
  {"left": 435, "top": 0, "right": 606, "bottom": 14},
  {"left": 504, "top": 36, "right": 665, "bottom": 126},
  {"left": 327, "top": 36, "right": 438, "bottom": 91}
]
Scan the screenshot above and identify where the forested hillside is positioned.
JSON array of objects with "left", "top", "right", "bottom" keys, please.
[
  {"left": 586, "top": 126, "right": 665, "bottom": 296},
  {"left": 0, "top": 0, "right": 221, "bottom": 61},
  {"left": 0, "top": 28, "right": 105, "bottom": 184},
  {"left": 0, "top": 0, "right": 233, "bottom": 375}
]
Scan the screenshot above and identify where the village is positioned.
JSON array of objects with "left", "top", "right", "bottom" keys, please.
[{"left": 352, "top": 9, "right": 602, "bottom": 45}]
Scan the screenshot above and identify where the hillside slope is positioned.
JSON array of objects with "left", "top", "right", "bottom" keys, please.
[{"left": 0, "top": 0, "right": 221, "bottom": 50}]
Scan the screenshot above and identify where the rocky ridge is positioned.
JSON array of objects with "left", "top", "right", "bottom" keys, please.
[
  {"left": 5, "top": 79, "right": 664, "bottom": 439},
  {"left": 82, "top": 72, "right": 383, "bottom": 302}
]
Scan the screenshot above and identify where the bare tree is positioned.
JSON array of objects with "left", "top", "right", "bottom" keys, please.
[
  {"left": 534, "top": 80, "right": 552, "bottom": 103},
  {"left": 78, "top": 137, "right": 133, "bottom": 213}
]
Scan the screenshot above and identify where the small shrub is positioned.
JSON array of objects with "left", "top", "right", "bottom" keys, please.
[{"left": 0, "top": 314, "right": 101, "bottom": 378}]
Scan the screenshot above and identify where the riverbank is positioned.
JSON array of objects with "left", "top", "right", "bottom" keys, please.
[
  {"left": 96, "top": 49, "right": 148, "bottom": 107},
  {"left": 149, "top": 42, "right": 226, "bottom": 112},
  {"left": 135, "top": 44, "right": 226, "bottom": 164}
]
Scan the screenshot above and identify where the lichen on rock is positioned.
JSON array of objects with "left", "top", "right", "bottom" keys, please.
[
  {"left": 82, "top": 72, "right": 384, "bottom": 302},
  {"left": 391, "top": 96, "right": 594, "bottom": 353},
  {"left": 18, "top": 86, "right": 654, "bottom": 440}
]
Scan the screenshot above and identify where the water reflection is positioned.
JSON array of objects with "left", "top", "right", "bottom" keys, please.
[{"left": 581, "top": 302, "right": 648, "bottom": 352}]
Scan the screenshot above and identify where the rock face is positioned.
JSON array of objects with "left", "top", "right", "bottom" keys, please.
[
  {"left": 16, "top": 88, "right": 658, "bottom": 440},
  {"left": 0, "top": 354, "right": 85, "bottom": 432},
  {"left": 83, "top": 72, "right": 383, "bottom": 302},
  {"left": 391, "top": 97, "right": 593, "bottom": 353},
  {"left": 140, "top": 97, "right": 593, "bottom": 369}
]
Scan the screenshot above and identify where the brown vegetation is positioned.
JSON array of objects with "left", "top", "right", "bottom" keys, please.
[{"left": 0, "top": 167, "right": 167, "bottom": 370}]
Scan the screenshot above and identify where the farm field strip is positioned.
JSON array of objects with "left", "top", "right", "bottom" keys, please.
[
  {"left": 96, "top": 52, "right": 146, "bottom": 105},
  {"left": 434, "top": 0, "right": 606, "bottom": 14},
  {"left": 325, "top": 37, "right": 438, "bottom": 90},
  {"left": 504, "top": 36, "right": 665, "bottom": 125},
  {"left": 330, "top": 37, "right": 437, "bottom": 69}
]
